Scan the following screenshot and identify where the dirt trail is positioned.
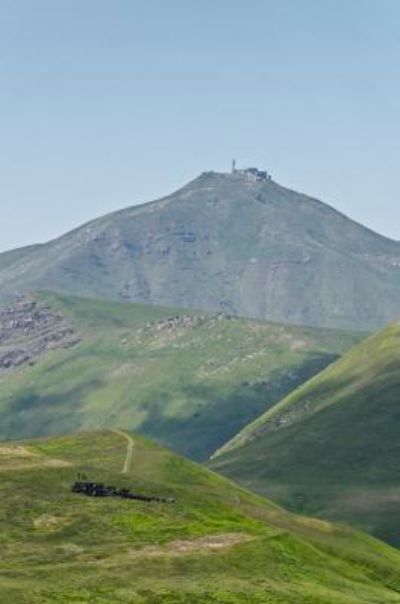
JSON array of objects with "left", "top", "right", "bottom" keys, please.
[
  {"left": 111, "top": 429, "right": 134, "bottom": 474},
  {"left": 85, "top": 533, "right": 255, "bottom": 568}
]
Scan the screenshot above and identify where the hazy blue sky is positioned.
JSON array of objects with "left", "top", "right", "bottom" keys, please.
[{"left": 1, "top": 0, "right": 400, "bottom": 251}]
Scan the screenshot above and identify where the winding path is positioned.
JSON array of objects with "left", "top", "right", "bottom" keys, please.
[{"left": 111, "top": 429, "right": 134, "bottom": 474}]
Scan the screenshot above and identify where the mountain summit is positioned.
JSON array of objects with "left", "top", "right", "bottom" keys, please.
[{"left": 1, "top": 170, "right": 400, "bottom": 330}]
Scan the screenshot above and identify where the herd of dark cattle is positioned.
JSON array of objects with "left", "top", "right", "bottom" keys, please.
[{"left": 71, "top": 480, "right": 175, "bottom": 503}]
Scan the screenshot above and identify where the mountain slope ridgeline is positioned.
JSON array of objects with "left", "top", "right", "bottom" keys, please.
[
  {"left": 210, "top": 321, "right": 400, "bottom": 545},
  {"left": 0, "top": 292, "right": 361, "bottom": 460},
  {"left": 1, "top": 171, "right": 400, "bottom": 330}
]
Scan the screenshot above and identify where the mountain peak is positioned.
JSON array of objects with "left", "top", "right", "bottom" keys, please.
[
  {"left": 189, "top": 166, "right": 275, "bottom": 187},
  {"left": 1, "top": 172, "right": 400, "bottom": 330}
]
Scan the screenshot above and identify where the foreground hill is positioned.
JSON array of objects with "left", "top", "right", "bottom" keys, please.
[
  {"left": 211, "top": 322, "right": 400, "bottom": 545},
  {"left": 0, "top": 293, "right": 361, "bottom": 460},
  {"left": 2, "top": 171, "right": 400, "bottom": 329},
  {"left": 2, "top": 430, "right": 400, "bottom": 603}
]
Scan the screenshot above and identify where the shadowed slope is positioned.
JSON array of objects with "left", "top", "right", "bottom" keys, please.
[
  {"left": 0, "top": 292, "right": 362, "bottom": 460},
  {"left": 211, "top": 322, "right": 400, "bottom": 545}
]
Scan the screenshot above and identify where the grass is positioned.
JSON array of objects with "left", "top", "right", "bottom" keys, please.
[
  {"left": 210, "top": 321, "right": 400, "bottom": 545},
  {"left": 2, "top": 430, "right": 400, "bottom": 603},
  {"left": 0, "top": 292, "right": 362, "bottom": 461}
]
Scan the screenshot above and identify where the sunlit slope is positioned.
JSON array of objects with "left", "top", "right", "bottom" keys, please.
[
  {"left": 0, "top": 292, "right": 361, "bottom": 460},
  {"left": 211, "top": 322, "right": 400, "bottom": 544},
  {"left": 2, "top": 430, "right": 400, "bottom": 603}
]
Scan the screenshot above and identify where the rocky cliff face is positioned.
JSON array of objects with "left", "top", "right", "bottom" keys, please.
[
  {"left": 1, "top": 171, "right": 400, "bottom": 330},
  {"left": 0, "top": 297, "right": 79, "bottom": 373}
]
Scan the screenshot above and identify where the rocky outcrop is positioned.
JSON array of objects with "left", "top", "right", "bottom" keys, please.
[
  {"left": 0, "top": 297, "right": 79, "bottom": 372},
  {"left": 141, "top": 312, "right": 234, "bottom": 333}
]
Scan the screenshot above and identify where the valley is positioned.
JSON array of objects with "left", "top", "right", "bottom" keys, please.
[{"left": 210, "top": 321, "right": 400, "bottom": 545}]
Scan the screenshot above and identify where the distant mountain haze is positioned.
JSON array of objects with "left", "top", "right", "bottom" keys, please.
[{"left": 1, "top": 171, "right": 400, "bottom": 330}]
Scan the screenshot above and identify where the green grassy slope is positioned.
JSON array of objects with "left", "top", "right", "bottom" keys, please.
[
  {"left": 0, "top": 292, "right": 362, "bottom": 461},
  {"left": 2, "top": 430, "right": 400, "bottom": 603},
  {"left": 210, "top": 322, "right": 400, "bottom": 545}
]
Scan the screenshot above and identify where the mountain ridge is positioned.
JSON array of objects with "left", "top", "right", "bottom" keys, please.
[{"left": 2, "top": 170, "right": 400, "bottom": 330}]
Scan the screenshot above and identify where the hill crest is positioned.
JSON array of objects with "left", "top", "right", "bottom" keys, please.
[{"left": 0, "top": 292, "right": 361, "bottom": 460}]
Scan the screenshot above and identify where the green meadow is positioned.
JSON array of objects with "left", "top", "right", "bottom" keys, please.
[
  {"left": 2, "top": 429, "right": 400, "bottom": 603},
  {"left": 0, "top": 292, "right": 361, "bottom": 460}
]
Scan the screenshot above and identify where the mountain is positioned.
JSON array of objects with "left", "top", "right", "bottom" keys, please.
[
  {"left": 210, "top": 322, "right": 400, "bottom": 545},
  {"left": 1, "top": 170, "right": 400, "bottom": 330},
  {"left": 3, "top": 429, "right": 400, "bottom": 603},
  {"left": 0, "top": 292, "right": 362, "bottom": 460}
]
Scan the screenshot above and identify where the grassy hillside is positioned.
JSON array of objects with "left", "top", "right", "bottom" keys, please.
[
  {"left": 2, "top": 430, "right": 400, "bottom": 603},
  {"left": 210, "top": 322, "right": 400, "bottom": 545},
  {"left": 0, "top": 292, "right": 362, "bottom": 461}
]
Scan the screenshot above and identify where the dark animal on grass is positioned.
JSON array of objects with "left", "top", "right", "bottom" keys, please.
[{"left": 71, "top": 480, "right": 175, "bottom": 503}]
